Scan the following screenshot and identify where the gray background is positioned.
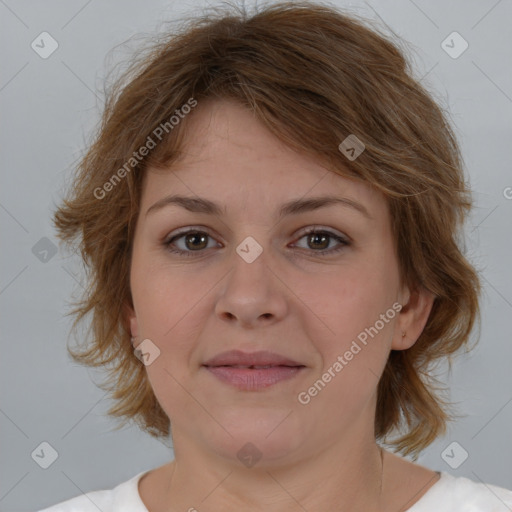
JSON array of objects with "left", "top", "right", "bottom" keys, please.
[{"left": 1, "top": 0, "right": 511, "bottom": 511}]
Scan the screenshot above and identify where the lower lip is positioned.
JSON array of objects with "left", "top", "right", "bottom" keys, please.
[{"left": 204, "top": 365, "right": 305, "bottom": 390}]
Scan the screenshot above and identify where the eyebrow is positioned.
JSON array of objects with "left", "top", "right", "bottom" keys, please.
[{"left": 145, "top": 194, "right": 372, "bottom": 220}]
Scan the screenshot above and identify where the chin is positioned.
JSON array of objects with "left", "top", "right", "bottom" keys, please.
[{"left": 202, "top": 409, "right": 307, "bottom": 468}]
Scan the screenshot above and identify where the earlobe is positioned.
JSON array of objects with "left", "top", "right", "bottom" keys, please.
[
  {"left": 392, "top": 285, "right": 436, "bottom": 351},
  {"left": 123, "top": 302, "right": 139, "bottom": 338},
  {"left": 394, "top": 329, "right": 415, "bottom": 351},
  {"left": 130, "top": 315, "right": 139, "bottom": 339}
]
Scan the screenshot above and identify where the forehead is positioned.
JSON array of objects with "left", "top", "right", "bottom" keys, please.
[{"left": 141, "top": 98, "right": 386, "bottom": 219}]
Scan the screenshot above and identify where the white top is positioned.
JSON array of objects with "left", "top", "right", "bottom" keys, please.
[{"left": 38, "top": 470, "right": 512, "bottom": 512}]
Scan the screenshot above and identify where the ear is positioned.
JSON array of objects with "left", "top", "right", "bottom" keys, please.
[
  {"left": 123, "top": 302, "right": 139, "bottom": 339},
  {"left": 392, "top": 284, "right": 436, "bottom": 350}
]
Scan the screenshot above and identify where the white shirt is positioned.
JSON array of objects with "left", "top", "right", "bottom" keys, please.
[{"left": 38, "top": 470, "right": 512, "bottom": 512}]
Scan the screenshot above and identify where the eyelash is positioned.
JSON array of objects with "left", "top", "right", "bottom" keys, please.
[{"left": 162, "top": 226, "right": 350, "bottom": 258}]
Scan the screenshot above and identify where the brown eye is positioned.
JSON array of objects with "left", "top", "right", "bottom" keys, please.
[
  {"left": 293, "top": 228, "right": 350, "bottom": 256},
  {"left": 182, "top": 232, "right": 209, "bottom": 251},
  {"left": 306, "top": 232, "right": 330, "bottom": 250},
  {"left": 163, "top": 226, "right": 350, "bottom": 258},
  {"left": 164, "top": 230, "right": 218, "bottom": 257}
]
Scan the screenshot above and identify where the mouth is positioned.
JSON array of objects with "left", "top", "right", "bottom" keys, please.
[{"left": 202, "top": 350, "right": 306, "bottom": 391}]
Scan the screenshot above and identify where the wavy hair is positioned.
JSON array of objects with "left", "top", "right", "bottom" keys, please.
[{"left": 53, "top": 0, "right": 482, "bottom": 457}]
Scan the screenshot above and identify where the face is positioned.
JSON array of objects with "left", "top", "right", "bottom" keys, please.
[{"left": 127, "top": 98, "right": 424, "bottom": 467}]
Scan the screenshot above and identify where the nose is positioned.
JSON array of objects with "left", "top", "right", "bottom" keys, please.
[{"left": 214, "top": 242, "right": 288, "bottom": 329}]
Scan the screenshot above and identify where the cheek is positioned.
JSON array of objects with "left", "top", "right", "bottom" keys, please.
[
  {"left": 295, "top": 269, "right": 396, "bottom": 417},
  {"left": 291, "top": 256, "right": 398, "bottom": 400},
  {"left": 297, "top": 260, "right": 397, "bottom": 339},
  {"left": 131, "top": 247, "right": 205, "bottom": 335},
  {"left": 130, "top": 267, "right": 203, "bottom": 393},
  {"left": 135, "top": 276, "right": 205, "bottom": 420}
]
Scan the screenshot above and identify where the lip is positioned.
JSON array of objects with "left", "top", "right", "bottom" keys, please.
[
  {"left": 202, "top": 350, "right": 306, "bottom": 391},
  {"left": 203, "top": 350, "right": 303, "bottom": 367}
]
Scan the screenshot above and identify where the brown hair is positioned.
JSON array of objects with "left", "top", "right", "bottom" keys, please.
[{"left": 53, "top": 0, "right": 481, "bottom": 457}]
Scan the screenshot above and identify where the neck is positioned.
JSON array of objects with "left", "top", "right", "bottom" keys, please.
[{"left": 162, "top": 436, "right": 385, "bottom": 512}]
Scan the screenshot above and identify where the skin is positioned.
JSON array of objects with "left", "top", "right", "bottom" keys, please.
[{"left": 126, "top": 98, "right": 439, "bottom": 512}]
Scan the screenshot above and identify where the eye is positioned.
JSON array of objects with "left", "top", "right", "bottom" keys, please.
[
  {"left": 292, "top": 227, "right": 350, "bottom": 256},
  {"left": 163, "top": 226, "right": 350, "bottom": 258},
  {"left": 163, "top": 228, "right": 219, "bottom": 257}
]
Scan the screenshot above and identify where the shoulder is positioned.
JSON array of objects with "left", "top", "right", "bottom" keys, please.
[
  {"left": 37, "top": 471, "right": 149, "bottom": 512},
  {"left": 409, "top": 472, "right": 512, "bottom": 511}
]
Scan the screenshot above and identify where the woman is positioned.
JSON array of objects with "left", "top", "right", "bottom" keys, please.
[{"left": 42, "top": 1, "right": 512, "bottom": 511}]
